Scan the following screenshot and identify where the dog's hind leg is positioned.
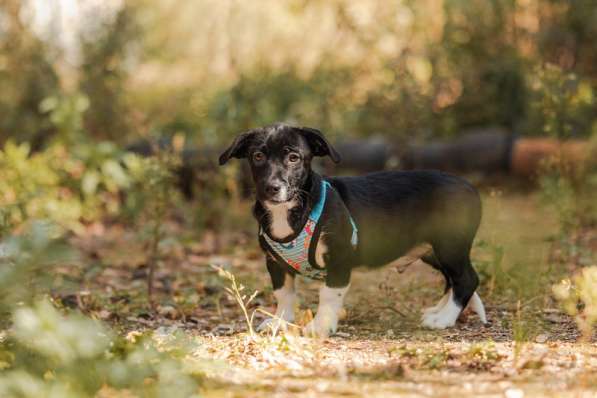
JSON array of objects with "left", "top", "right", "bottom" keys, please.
[
  {"left": 422, "top": 253, "right": 452, "bottom": 293},
  {"left": 420, "top": 253, "right": 452, "bottom": 316},
  {"left": 422, "top": 241, "right": 479, "bottom": 329},
  {"left": 422, "top": 288, "right": 451, "bottom": 317},
  {"left": 467, "top": 291, "right": 487, "bottom": 324}
]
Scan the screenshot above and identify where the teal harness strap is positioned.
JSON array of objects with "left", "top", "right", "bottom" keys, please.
[{"left": 261, "top": 180, "right": 358, "bottom": 281}]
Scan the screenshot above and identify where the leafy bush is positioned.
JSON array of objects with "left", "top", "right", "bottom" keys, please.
[
  {"left": 0, "top": 2, "right": 60, "bottom": 147},
  {"left": 198, "top": 66, "right": 356, "bottom": 143},
  {"left": 79, "top": 4, "right": 138, "bottom": 142},
  {"left": 0, "top": 137, "right": 185, "bottom": 234},
  {"left": 0, "top": 300, "right": 200, "bottom": 398},
  {"left": 0, "top": 143, "right": 85, "bottom": 233},
  {"left": 121, "top": 146, "right": 182, "bottom": 305},
  {"left": 0, "top": 221, "right": 76, "bottom": 315},
  {"left": 526, "top": 64, "right": 595, "bottom": 138},
  {"left": 553, "top": 266, "right": 597, "bottom": 341},
  {"left": 3, "top": 1, "right": 597, "bottom": 145},
  {"left": 0, "top": 218, "right": 201, "bottom": 397}
]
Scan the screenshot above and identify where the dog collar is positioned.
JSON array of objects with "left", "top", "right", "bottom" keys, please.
[{"left": 260, "top": 180, "right": 358, "bottom": 280}]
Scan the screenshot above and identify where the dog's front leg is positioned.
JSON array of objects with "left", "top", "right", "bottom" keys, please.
[
  {"left": 303, "top": 265, "right": 351, "bottom": 338},
  {"left": 303, "top": 284, "right": 349, "bottom": 338},
  {"left": 257, "top": 258, "right": 296, "bottom": 332}
]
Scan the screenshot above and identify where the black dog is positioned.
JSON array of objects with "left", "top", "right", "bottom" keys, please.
[{"left": 219, "top": 123, "right": 486, "bottom": 337}]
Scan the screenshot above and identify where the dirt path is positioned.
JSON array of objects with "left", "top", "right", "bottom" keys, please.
[{"left": 69, "top": 190, "right": 596, "bottom": 397}]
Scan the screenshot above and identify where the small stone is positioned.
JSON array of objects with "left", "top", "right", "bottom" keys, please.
[
  {"left": 505, "top": 388, "right": 524, "bottom": 398},
  {"left": 535, "top": 334, "right": 548, "bottom": 343},
  {"left": 158, "top": 305, "right": 178, "bottom": 319},
  {"left": 544, "top": 314, "right": 568, "bottom": 324}
]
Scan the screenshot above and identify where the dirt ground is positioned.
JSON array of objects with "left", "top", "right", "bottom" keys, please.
[{"left": 63, "top": 190, "right": 597, "bottom": 397}]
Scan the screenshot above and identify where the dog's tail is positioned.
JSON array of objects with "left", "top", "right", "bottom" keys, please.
[{"left": 468, "top": 291, "right": 487, "bottom": 324}]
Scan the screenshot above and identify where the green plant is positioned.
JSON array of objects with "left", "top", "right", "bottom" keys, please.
[
  {"left": 0, "top": 221, "right": 77, "bottom": 316},
  {"left": 39, "top": 93, "right": 90, "bottom": 146},
  {"left": 527, "top": 64, "right": 594, "bottom": 139},
  {"left": 0, "top": 300, "right": 201, "bottom": 398},
  {"left": 552, "top": 266, "right": 597, "bottom": 341},
  {"left": 474, "top": 239, "right": 506, "bottom": 296},
  {"left": 0, "top": 0, "right": 60, "bottom": 147},
  {"left": 532, "top": 64, "right": 595, "bottom": 235},
  {"left": 465, "top": 342, "right": 501, "bottom": 363},
  {"left": 0, "top": 140, "right": 149, "bottom": 233},
  {"left": 0, "top": 142, "right": 85, "bottom": 232},
  {"left": 79, "top": 4, "right": 138, "bottom": 142},
  {"left": 212, "top": 265, "right": 260, "bottom": 337},
  {"left": 124, "top": 145, "right": 181, "bottom": 309},
  {"left": 0, "top": 218, "right": 201, "bottom": 397},
  {"left": 539, "top": 168, "right": 579, "bottom": 235},
  {"left": 512, "top": 300, "right": 530, "bottom": 358}
]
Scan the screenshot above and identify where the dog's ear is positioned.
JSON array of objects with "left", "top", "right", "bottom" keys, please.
[
  {"left": 295, "top": 127, "right": 341, "bottom": 163},
  {"left": 219, "top": 131, "right": 257, "bottom": 165}
]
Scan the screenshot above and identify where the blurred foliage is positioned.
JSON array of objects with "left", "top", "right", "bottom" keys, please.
[
  {"left": 435, "top": 0, "right": 526, "bottom": 133},
  {"left": 3, "top": 0, "right": 597, "bottom": 145},
  {"left": 0, "top": 300, "right": 201, "bottom": 397},
  {"left": 0, "top": 221, "right": 76, "bottom": 315},
  {"left": 0, "top": 221, "right": 201, "bottom": 397},
  {"left": 124, "top": 144, "right": 182, "bottom": 306},
  {"left": 199, "top": 66, "right": 355, "bottom": 142},
  {"left": 553, "top": 266, "right": 597, "bottom": 341},
  {"left": 0, "top": 140, "right": 160, "bottom": 232},
  {"left": 127, "top": 0, "right": 597, "bottom": 141},
  {"left": 534, "top": 64, "right": 597, "bottom": 234},
  {"left": 122, "top": 142, "right": 181, "bottom": 222},
  {"left": 527, "top": 64, "right": 595, "bottom": 139},
  {"left": 79, "top": 5, "right": 138, "bottom": 141},
  {"left": 0, "top": 142, "right": 85, "bottom": 232},
  {"left": 0, "top": 2, "right": 595, "bottom": 392},
  {"left": 0, "top": 0, "right": 59, "bottom": 148},
  {"left": 39, "top": 94, "right": 90, "bottom": 146}
]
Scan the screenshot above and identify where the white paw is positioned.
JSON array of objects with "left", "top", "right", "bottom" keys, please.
[
  {"left": 302, "top": 313, "right": 338, "bottom": 338},
  {"left": 422, "top": 290, "right": 451, "bottom": 316},
  {"left": 421, "top": 292, "right": 461, "bottom": 330},
  {"left": 422, "top": 303, "right": 443, "bottom": 317},
  {"left": 421, "top": 311, "right": 457, "bottom": 329},
  {"left": 257, "top": 317, "right": 291, "bottom": 332}
]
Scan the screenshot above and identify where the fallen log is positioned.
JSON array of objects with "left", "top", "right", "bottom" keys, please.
[
  {"left": 510, "top": 138, "right": 591, "bottom": 177},
  {"left": 126, "top": 130, "right": 595, "bottom": 199},
  {"left": 399, "top": 127, "right": 514, "bottom": 174}
]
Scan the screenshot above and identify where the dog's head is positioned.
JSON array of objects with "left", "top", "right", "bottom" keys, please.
[{"left": 219, "top": 123, "right": 340, "bottom": 203}]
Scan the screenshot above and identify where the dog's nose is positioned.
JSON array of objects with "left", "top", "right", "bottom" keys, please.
[{"left": 266, "top": 183, "right": 282, "bottom": 196}]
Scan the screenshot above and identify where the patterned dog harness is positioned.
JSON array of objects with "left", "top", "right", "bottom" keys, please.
[{"left": 260, "top": 180, "right": 358, "bottom": 281}]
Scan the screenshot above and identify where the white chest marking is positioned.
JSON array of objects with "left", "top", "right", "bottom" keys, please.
[{"left": 265, "top": 201, "right": 296, "bottom": 239}]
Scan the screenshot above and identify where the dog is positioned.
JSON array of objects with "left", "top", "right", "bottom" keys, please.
[{"left": 219, "top": 123, "right": 487, "bottom": 337}]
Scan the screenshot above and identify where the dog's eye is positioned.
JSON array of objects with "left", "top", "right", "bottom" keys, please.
[
  {"left": 288, "top": 153, "right": 300, "bottom": 163},
  {"left": 252, "top": 152, "right": 265, "bottom": 163}
]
